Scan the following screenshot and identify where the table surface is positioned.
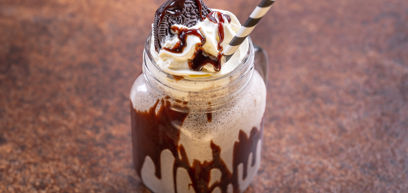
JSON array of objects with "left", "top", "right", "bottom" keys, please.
[{"left": 1, "top": 0, "right": 408, "bottom": 192}]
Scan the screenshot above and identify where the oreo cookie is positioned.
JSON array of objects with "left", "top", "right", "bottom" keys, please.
[{"left": 153, "top": 0, "right": 211, "bottom": 52}]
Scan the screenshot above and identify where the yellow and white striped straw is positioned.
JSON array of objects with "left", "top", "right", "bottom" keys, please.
[{"left": 223, "top": 0, "right": 276, "bottom": 61}]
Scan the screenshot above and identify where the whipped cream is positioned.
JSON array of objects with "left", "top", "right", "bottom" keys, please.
[{"left": 150, "top": 9, "right": 249, "bottom": 78}]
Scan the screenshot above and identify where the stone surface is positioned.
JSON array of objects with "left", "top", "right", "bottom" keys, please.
[{"left": 1, "top": 0, "right": 408, "bottom": 192}]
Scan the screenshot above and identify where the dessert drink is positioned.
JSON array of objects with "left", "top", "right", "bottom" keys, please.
[{"left": 130, "top": 0, "right": 267, "bottom": 192}]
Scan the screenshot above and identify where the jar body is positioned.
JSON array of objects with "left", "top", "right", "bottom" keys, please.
[
  {"left": 130, "top": 35, "right": 267, "bottom": 193},
  {"left": 130, "top": 69, "right": 266, "bottom": 193}
]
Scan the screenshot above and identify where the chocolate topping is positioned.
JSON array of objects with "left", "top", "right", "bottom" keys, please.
[{"left": 153, "top": 0, "right": 211, "bottom": 52}]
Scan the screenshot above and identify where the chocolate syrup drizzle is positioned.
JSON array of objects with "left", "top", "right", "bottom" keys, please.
[
  {"left": 207, "top": 11, "right": 231, "bottom": 51},
  {"left": 163, "top": 11, "right": 232, "bottom": 72},
  {"left": 131, "top": 98, "right": 262, "bottom": 193},
  {"left": 190, "top": 49, "right": 223, "bottom": 71},
  {"left": 164, "top": 26, "right": 206, "bottom": 53}
]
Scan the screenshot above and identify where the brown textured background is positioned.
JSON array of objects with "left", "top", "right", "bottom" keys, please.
[{"left": 1, "top": 0, "right": 408, "bottom": 192}]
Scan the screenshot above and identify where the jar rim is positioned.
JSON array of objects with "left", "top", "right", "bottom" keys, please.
[{"left": 143, "top": 34, "right": 254, "bottom": 85}]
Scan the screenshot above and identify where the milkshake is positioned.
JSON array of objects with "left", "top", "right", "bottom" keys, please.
[{"left": 130, "top": 0, "right": 267, "bottom": 192}]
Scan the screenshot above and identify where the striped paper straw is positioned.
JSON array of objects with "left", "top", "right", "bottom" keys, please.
[{"left": 223, "top": 0, "right": 276, "bottom": 61}]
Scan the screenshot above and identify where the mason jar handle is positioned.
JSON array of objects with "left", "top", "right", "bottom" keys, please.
[{"left": 253, "top": 44, "right": 269, "bottom": 83}]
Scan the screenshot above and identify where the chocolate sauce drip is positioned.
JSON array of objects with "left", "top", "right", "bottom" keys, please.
[
  {"left": 174, "top": 142, "right": 233, "bottom": 193},
  {"left": 172, "top": 75, "right": 185, "bottom": 81},
  {"left": 206, "top": 102, "right": 213, "bottom": 122},
  {"left": 206, "top": 113, "right": 213, "bottom": 122},
  {"left": 164, "top": 26, "right": 206, "bottom": 53},
  {"left": 207, "top": 11, "right": 231, "bottom": 23},
  {"left": 131, "top": 98, "right": 262, "bottom": 193},
  {"left": 207, "top": 11, "right": 231, "bottom": 51},
  {"left": 217, "top": 23, "right": 225, "bottom": 51},
  {"left": 130, "top": 99, "right": 188, "bottom": 179},
  {"left": 232, "top": 127, "right": 263, "bottom": 191},
  {"left": 189, "top": 49, "right": 222, "bottom": 71}
]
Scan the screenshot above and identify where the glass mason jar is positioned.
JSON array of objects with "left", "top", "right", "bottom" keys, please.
[{"left": 130, "top": 36, "right": 267, "bottom": 193}]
